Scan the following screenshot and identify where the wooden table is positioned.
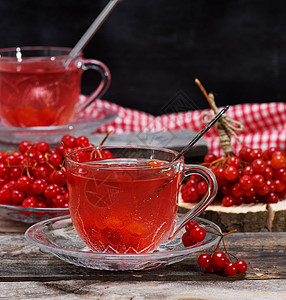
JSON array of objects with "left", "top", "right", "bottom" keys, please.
[{"left": 0, "top": 217, "right": 285, "bottom": 300}]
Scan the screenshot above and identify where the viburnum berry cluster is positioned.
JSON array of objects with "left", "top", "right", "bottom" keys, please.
[
  {"left": 182, "top": 220, "right": 247, "bottom": 276},
  {"left": 0, "top": 134, "right": 110, "bottom": 209},
  {"left": 182, "top": 146, "right": 286, "bottom": 206},
  {"left": 183, "top": 79, "right": 286, "bottom": 206}
]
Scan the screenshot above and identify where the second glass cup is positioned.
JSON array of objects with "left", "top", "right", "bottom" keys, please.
[{"left": 0, "top": 46, "right": 111, "bottom": 127}]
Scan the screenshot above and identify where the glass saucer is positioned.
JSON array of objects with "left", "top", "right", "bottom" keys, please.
[
  {"left": 0, "top": 204, "right": 69, "bottom": 223},
  {"left": 25, "top": 215, "right": 221, "bottom": 271},
  {"left": 0, "top": 106, "right": 117, "bottom": 144}
]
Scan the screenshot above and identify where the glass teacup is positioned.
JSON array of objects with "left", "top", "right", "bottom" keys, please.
[{"left": 65, "top": 146, "right": 217, "bottom": 254}]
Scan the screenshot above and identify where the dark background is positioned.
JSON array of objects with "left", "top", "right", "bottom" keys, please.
[{"left": 0, "top": 0, "right": 285, "bottom": 115}]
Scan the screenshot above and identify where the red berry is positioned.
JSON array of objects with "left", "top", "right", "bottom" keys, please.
[
  {"left": 271, "top": 155, "right": 286, "bottom": 169},
  {"left": 0, "top": 189, "right": 11, "bottom": 204},
  {"left": 235, "top": 260, "right": 247, "bottom": 273},
  {"left": 204, "top": 153, "right": 218, "bottom": 163},
  {"left": 205, "top": 261, "right": 218, "bottom": 273},
  {"left": 256, "top": 184, "right": 270, "bottom": 196},
  {"left": 185, "top": 186, "right": 200, "bottom": 202},
  {"left": 48, "top": 153, "right": 62, "bottom": 167},
  {"left": 50, "top": 170, "right": 67, "bottom": 186},
  {"left": 272, "top": 150, "right": 286, "bottom": 158},
  {"left": 242, "top": 166, "right": 254, "bottom": 177},
  {"left": 8, "top": 167, "right": 22, "bottom": 180},
  {"left": 223, "top": 166, "right": 239, "bottom": 181},
  {"left": 44, "top": 184, "right": 61, "bottom": 199},
  {"left": 215, "top": 167, "right": 226, "bottom": 184},
  {"left": 102, "top": 150, "right": 113, "bottom": 159},
  {"left": 251, "top": 159, "right": 267, "bottom": 174},
  {"left": 55, "top": 145, "right": 66, "bottom": 158},
  {"left": 22, "top": 196, "right": 37, "bottom": 207},
  {"left": 232, "top": 183, "right": 243, "bottom": 198},
  {"left": 198, "top": 253, "right": 212, "bottom": 268},
  {"left": 11, "top": 188, "right": 25, "bottom": 204},
  {"left": 182, "top": 232, "right": 196, "bottom": 247},
  {"left": 185, "top": 220, "right": 198, "bottom": 233},
  {"left": 274, "top": 168, "right": 286, "bottom": 182},
  {"left": 186, "top": 179, "right": 197, "bottom": 188},
  {"left": 17, "top": 176, "right": 32, "bottom": 193},
  {"left": 222, "top": 195, "right": 235, "bottom": 207},
  {"left": 61, "top": 135, "right": 76, "bottom": 148},
  {"left": 224, "top": 262, "right": 237, "bottom": 276},
  {"left": 267, "top": 147, "right": 279, "bottom": 158},
  {"left": 226, "top": 156, "right": 240, "bottom": 169},
  {"left": 51, "top": 194, "right": 67, "bottom": 208},
  {"left": 239, "top": 175, "right": 253, "bottom": 190},
  {"left": 266, "top": 192, "right": 279, "bottom": 203},
  {"left": 239, "top": 147, "right": 252, "bottom": 162},
  {"left": 190, "top": 226, "right": 206, "bottom": 243},
  {"left": 250, "top": 148, "right": 262, "bottom": 160},
  {"left": 32, "top": 179, "right": 48, "bottom": 195},
  {"left": 0, "top": 163, "right": 8, "bottom": 177},
  {"left": 32, "top": 164, "right": 52, "bottom": 179},
  {"left": 212, "top": 252, "right": 228, "bottom": 269},
  {"left": 197, "top": 180, "right": 208, "bottom": 195},
  {"left": 36, "top": 141, "right": 50, "bottom": 153},
  {"left": 19, "top": 141, "right": 31, "bottom": 154},
  {"left": 252, "top": 174, "right": 266, "bottom": 189},
  {"left": 6, "top": 154, "right": 20, "bottom": 166},
  {"left": 37, "top": 201, "right": 47, "bottom": 208},
  {"left": 0, "top": 152, "right": 8, "bottom": 162},
  {"left": 76, "top": 136, "right": 90, "bottom": 148},
  {"left": 266, "top": 179, "right": 276, "bottom": 192},
  {"left": 2, "top": 180, "right": 16, "bottom": 191},
  {"left": 243, "top": 187, "right": 256, "bottom": 197},
  {"left": 274, "top": 179, "right": 285, "bottom": 193},
  {"left": 263, "top": 166, "right": 274, "bottom": 179},
  {"left": 234, "top": 195, "right": 246, "bottom": 205}
]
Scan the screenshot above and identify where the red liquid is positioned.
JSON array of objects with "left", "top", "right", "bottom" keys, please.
[
  {"left": 0, "top": 61, "right": 81, "bottom": 127},
  {"left": 67, "top": 159, "right": 181, "bottom": 254}
]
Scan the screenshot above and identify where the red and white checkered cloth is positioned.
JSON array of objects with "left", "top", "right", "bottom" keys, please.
[{"left": 85, "top": 100, "right": 286, "bottom": 156}]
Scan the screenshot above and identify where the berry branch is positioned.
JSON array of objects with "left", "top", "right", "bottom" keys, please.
[{"left": 182, "top": 220, "right": 247, "bottom": 276}]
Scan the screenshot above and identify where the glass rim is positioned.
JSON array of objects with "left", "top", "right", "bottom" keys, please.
[
  {"left": 65, "top": 145, "right": 183, "bottom": 170},
  {"left": 0, "top": 46, "right": 82, "bottom": 61}
]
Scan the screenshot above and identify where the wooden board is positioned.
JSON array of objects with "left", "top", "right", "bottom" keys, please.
[
  {"left": 0, "top": 231, "right": 286, "bottom": 299},
  {"left": 179, "top": 195, "right": 286, "bottom": 232},
  {"left": 0, "top": 232, "right": 286, "bottom": 281},
  {"left": 266, "top": 201, "right": 286, "bottom": 232}
]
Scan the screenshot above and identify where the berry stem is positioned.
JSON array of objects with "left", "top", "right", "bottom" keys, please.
[{"left": 99, "top": 130, "right": 112, "bottom": 146}]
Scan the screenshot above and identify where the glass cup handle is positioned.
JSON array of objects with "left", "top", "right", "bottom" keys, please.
[
  {"left": 76, "top": 59, "right": 111, "bottom": 114},
  {"left": 169, "top": 164, "right": 218, "bottom": 240}
]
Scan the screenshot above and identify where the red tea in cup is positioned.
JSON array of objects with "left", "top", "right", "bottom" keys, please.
[
  {"left": 66, "top": 146, "right": 217, "bottom": 254},
  {"left": 0, "top": 47, "right": 111, "bottom": 127}
]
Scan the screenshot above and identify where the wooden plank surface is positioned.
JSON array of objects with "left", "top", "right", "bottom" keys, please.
[
  {"left": 0, "top": 230, "right": 285, "bottom": 281},
  {"left": 0, "top": 279, "right": 286, "bottom": 300},
  {"left": 0, "top": 216, "right": 286, "bottom": 299}
]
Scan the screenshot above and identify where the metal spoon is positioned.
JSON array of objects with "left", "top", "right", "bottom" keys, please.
[
  {"left": 66, "top": 0, "right": 123, "bottom": 67},
  {"left": 172, "top": 105, "right": 230, "bottom": 161}
]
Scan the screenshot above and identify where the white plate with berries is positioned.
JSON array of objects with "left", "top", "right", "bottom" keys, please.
[
  {"left": 25, "top": 215, "right": 221, "bottom": 271},
  {"left": 0, "top": 106, "right": 117, "bottom": 144}
]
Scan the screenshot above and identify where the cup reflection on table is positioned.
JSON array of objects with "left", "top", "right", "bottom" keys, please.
[
  {"left": 65, "top": 146, "right": 217, "bottom": 254},
  {"left": 0, "top": 46, "right": 111, "bottom": 127}
]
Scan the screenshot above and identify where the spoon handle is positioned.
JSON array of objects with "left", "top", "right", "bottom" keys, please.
[
  {"left": 172, "top": 105, "right": 230, "bottom": 161},
  {"left": 66, "top": 0, "right": 122, "bottom": 66}
]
